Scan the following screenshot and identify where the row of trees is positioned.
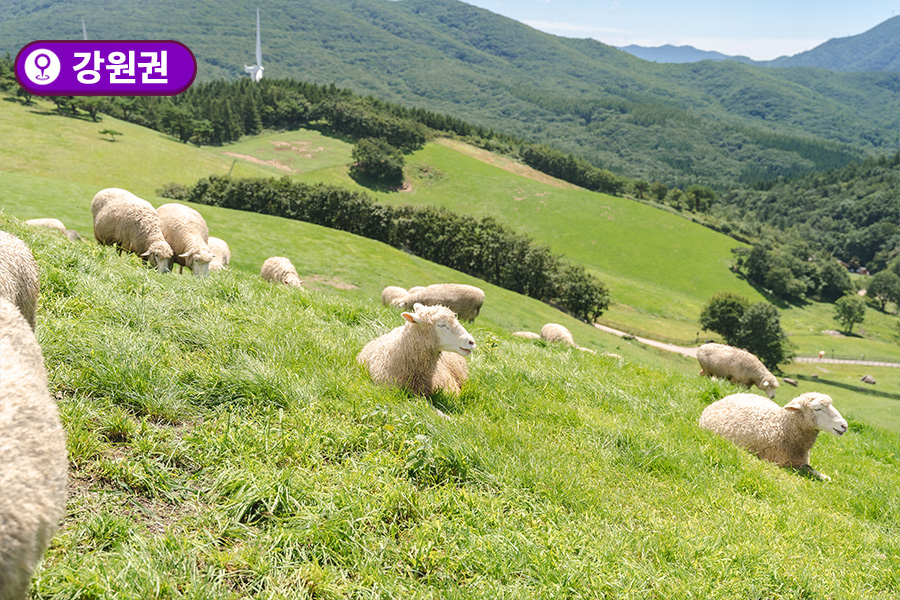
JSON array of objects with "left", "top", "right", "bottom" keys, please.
[
  {"left": 699, "top": 292, "right": 793, "bottom": 369},
  {"left": 172, "top": 175, "right": 610, "bottom": 322}
]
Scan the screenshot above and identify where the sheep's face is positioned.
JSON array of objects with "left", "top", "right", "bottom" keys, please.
[
  {"left": 785, "top": 393, "right": 848, "bottom": 436},
  {"left": 760, "top": 375, "right": 779, "bottom": 398},
  {"left": 402, "top": 303, "right": 476, "bottom": 357},
  {"left": 143, "top": 241, "right": 174, "bottom": 272}
]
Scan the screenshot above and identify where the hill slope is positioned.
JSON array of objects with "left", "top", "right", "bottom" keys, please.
[
  {"left": 7, "top": 209, "right": 900, "bottom": 598},
  {"left": 767, "top": 16, "right": 900, "bottom": 71},
  {"left": 4, "top": 0, "right": 900, "bottom": 186}
]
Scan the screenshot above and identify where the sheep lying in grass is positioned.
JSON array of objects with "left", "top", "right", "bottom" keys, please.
[
  {"left": 260, "top": 257, "right": 304, "bottom": 288},
  {"left": 381, "top": 285, "right": 407, "bottom": 306},
  {"left": 0, "top": 298, "right": 68, "bottom": 599},
  {"left": 394, "top": 284, "right": 485, "bottom": 321},
  {"left": 512, "top": 331, "right": 541, "bottom": 340},
  {"left": 358, "top": 303, "right": 476, "bottom": 397},
  {"left": 157, "top": 203, "right": 215, "bottom": 277},
  {"left": 91, "top": 188, "right": 173, "bottom": 273},
  {"left": 207, "top": 236, "right": 231, "bottom": 271},
  {"left": 540, "top": 323, "right": 596, "bottom": 354},
  {"left": 0, "top": 231, "right": 40, "bottom": 330},
  {"left": 696, "top": 342, "right": 779, "bottom": 398},
  {"left": 699, "top": 392, "right": 847, "bottom": 481},
  {"left": 24, "top": 218, "right": 66, "bottom": 234}
]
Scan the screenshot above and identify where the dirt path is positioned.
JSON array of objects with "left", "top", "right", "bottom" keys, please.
[{"left": 593, "top": 323, "right": 698, "bottom": 358}]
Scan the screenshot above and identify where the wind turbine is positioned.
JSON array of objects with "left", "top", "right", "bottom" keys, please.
[
  {"left": 82, "top": 17, "right": 87, "bottom": 40},
  {"left": 244, "top": 7, "right": 264, "bottom": 82}
]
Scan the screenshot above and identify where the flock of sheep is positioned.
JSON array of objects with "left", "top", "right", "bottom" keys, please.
[{"left": 0, "top": 186, "right": 850, "bottom": 597}]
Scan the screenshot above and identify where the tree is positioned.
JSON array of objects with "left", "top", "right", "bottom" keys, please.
[
  {"left": 817, "top": 259, "right": 853, "bottom": 302},
  {"left": 699, "top": 292, "right": 750, "bottom": 344},
  {"left": 98, "top": 129, "right": 123, "bottom": 142},
  {"left": 834, "top": 294, "right": 866, "bottom": 334},
  {"left": 866, "top": 270, "right": 900, "bottom": 311},
  {"left": 350, "top": 138, "right": 405, "bottom": 188},
  {"left": 732, "top": 302, "right": 793, "bottom": 370},
  {"left": 632, "top": 180, "right": 649, "bottom": 199}
]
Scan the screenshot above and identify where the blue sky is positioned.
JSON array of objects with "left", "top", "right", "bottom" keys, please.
[{"left": 460, "top": 1, "right": 900, "bottom": 60}]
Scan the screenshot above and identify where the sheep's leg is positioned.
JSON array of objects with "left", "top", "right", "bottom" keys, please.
[{"left": 797, "top": 464, "right": 830, "bottom": 481}]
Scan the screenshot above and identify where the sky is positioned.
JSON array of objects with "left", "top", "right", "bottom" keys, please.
[{"left": 459, "top": 0, "right": 900, "bottom": 60}]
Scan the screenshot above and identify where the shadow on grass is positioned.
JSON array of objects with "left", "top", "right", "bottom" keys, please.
[{"left": 793, "top": 373, "right": 900, "bottom": 402}]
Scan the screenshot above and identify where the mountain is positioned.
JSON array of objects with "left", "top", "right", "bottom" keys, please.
[
  {"left": 618, "top": 44, "right": 753, "bottom": 64},
  {"left": 4, "top": 0, "right": 900, "bottom": 187},
  {"left": 766, "top": 15, "right": 900, "bottom": 71}
]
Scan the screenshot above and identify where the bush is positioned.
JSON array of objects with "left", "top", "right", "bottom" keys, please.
[
  {"left": 350, "top": 138, "right": 405, "bottom": 188},
  {"left": 699, "top": 292, "right": 750, "bottom": 344},
  {"left": 731, "top": 302, "right": 794, "bottom": 370}
]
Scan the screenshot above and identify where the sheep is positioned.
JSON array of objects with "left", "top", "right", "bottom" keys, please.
[
  {"left": 394, "top": 284, "right": 485, "bottom": 321},
  {"left": 260, "top": 257, "right": 304, "bottom": 288},
  {"left": 24, "top": 218, "right": 66, "bottom": 234},
  {"left": 157, "top": 203, "right": 215, "bottom": 278},
  {"left": 0, "top": 298, "right": 68, "bottom": 599},
  {"left": 541, "top": 323, "right": 577, "bottom": 347},
  {"left": 0, "top": 231, "right": 40, "bottom": 330},
  {"left": 91, "top": 188, "right": 173, "bottom": 273},
  {"left": 207, "top": 236, "right": 231, "bottom": 271},
  {"left": 64, "top": 230, "right": 83, "bottom": 242},
  {"left": 358, "top": 303, "right": 476, "bottom": 397},
  {"left": 513, "top": 331, "right": 541, "bottom": 340},
  {"left": 407, "top": 286, "right": 426, "bottom": 294},
  {"left": 696, "top": 342, "right": 779, "bottom": 398},
  {"left": 699, "top": 392, "right": 847, "bottom": 481},
  {"left": 381, "top": 285, "right": 407, "bottom": 307}
]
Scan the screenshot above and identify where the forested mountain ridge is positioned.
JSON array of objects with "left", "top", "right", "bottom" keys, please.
[
  {"left": 767, "top": 16, "right": 900, "bottom": 71},
  {"left": 4, "top": 0, "right": 900, "bottom": 187}
]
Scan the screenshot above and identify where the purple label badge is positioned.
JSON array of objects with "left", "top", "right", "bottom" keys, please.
[{"left": 15, "top": 40, "right": 197, "bottom": 96}]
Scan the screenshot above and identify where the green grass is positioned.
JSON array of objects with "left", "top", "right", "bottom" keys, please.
[{"left": 8, "top": 213, "right": 900, "bottom": 598}]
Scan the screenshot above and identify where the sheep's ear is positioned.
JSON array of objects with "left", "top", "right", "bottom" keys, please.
[
  {"left": 179, "top": 251, "right": 192, "bottom": 258},
  {"left": 413, "top": 302, "right": 425, "bottom": 312},
  {"left": 762, "top": 381, "right": 770, "bottom": 387},
  {"left": 784, "top": 398, "right": 803, "bottom": 411},
  {"left": 401, "top": 311, "right": 420, "bottom": 324},
  {"left": 140, "top": 250, "right": 151, "bottom": 257}
]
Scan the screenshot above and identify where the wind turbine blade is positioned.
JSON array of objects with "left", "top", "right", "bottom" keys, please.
[{"left": 255, "top": 8, "right": 262, "bottom": 66}]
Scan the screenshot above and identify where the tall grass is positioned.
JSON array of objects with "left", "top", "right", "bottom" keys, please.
[{"left": 5, "top": 215, "right": 900, "bottom": 598}]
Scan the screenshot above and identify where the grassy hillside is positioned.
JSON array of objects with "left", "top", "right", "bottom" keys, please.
[{"left": 8, "top": 206, "right": 900, "bottom": 598}]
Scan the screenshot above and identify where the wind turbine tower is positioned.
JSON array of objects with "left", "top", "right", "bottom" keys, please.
[
  {"left": 82, "top": 17, "right": 88, "bottom": 40},
  {"left": 244, "top": 7, "right": 264, "bottom": 82}
]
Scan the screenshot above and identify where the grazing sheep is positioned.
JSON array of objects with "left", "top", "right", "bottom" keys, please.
[
  {"left": 394, "top": 284, "right": 485, "bottom": 321},
  {"left": 0, "top": 298, "right": 68, "bottom": 599},
  {"left": 407, "top": 286, "right": 426, "bottom": 294},
  {"left": 381, "top": 285, "right": 407, "bottom": 307},
  {"left": 696, "top": 342, "right": 779, "bottom": 398},
  {"left": 699, "top": 392, "right": 847, "bottom": 481},
  {"left": 541, "top": 323, "right": 577, "bottom": 347},
  {"left": 64, "top": 230, "right": 83, "bottom": 242},
  {"left": 513, "top": 331, "right": 541, "bottom": 340},
  {"left": 0, "top": 231, "right": 39, "bottom": 330},
  {"left": 24, "top": 218, "right": 66, "bottom": 234},
  {"left": 358, "top": 303, "right": 476, "bottom": 397},
  {"left": 157, "top": 203, "right": 215, "bottom": 278},
  {"left": 207, "top": 237, "right": 231, "bottom": 271},
  {"left": 260, "top": 257, "right": 304, "bottom": 288},
  {"left": 91, "top": 188, "right": 173, "bottom": 273}
]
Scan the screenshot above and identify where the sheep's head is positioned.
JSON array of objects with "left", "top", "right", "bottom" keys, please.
[
  {"left": 180, "top": 247, "right": 215, "bottom": 278},
  {"left": 784, "top": 393, "right": 848, "bottom": 436},
  {"left": 760, "top": 374, "right": 780, "bottom": 398},
  {"left": 402, "top": 303, "right": 476, "bottom": 357},
  {"left": 142, "top": 240, "right": 174, "bottom": 273}
]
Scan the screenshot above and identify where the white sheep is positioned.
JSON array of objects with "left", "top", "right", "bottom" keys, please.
[
  {"left": 0, "top": 298, "right": 68, "bottom": 599},
  {"left": 260, "top": 257, "right": 304, "bottom": 288},
  {"left": 157, "top": 203, "right": 215, "bottom": 278},
  {"left": 207, "top": 237, "right": 231, "bottom": 271},
  {"left": 512, "top": 331, "right": 541, "bottom": 340},
  {"left": 394, "top": 283, "right": 485, "bottom": 321},
  {"left": 91, "top": 188, "right": 173, "bottom": 273},
  {"left": 24, "top": 218, "right": 66, "bottom": 234},
  {"left": 358, "top": 303, "right": 476, "bottom": 397},
  {"left": 381, "top": 285, "right": 408, "bottom": 307},
  {"left": 699, "top": 392, "right": 847, "bottom": 480},
  {"left": 0, "top": 231, "right": 40, "bottom": 330},
  {"left": 541, "top": 323, "right": 577, "bottom": 347},
  {"left": 696, "top": 342, "right": 779, "bottom": 398}
]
